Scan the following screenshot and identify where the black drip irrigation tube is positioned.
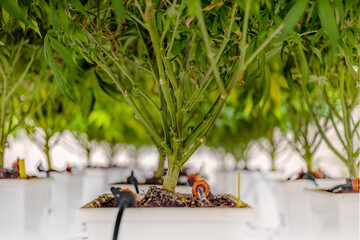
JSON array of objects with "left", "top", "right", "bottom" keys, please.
[
  {"left": 328, "top": 178, "right": 359, "bottom": 192},
  {"left": 126, "top": 171, "right": 139, "bottom": 194},
  {"left": 287, "top": 170, "right": 318, "bottom": 187},
  {"left": 111, "top": 187, "right": 137, "bottom": 240},
  {"left": 37, "top": 163, "right": 50, "bottom": 177}
]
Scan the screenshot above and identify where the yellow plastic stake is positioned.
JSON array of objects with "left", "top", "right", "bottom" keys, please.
[
  {"left": 237, "top": 171, "right": 241, "bottom": 207},
  {"left": 19, "top": 159, "right": 27, "bottom": 179}
]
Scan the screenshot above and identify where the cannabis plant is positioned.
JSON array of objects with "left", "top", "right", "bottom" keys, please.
[{"left": 45, "top": 0, "right": 313, "bottom": 191}]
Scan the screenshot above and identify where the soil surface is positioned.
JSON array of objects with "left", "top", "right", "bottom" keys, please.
[
  {"left": 296, "top": 171, "right": 327, "bottom": 179},
  {"left": 0, "top": 168, "right": 37, "bottom": 179},
  {"left": 85, "top": 186, "right": 246, "bottom": 208},
  {"left": 144, "top": 177, "right": 163, "bottom": 185},
  {"left": 0, "top": 168, "right": 20, "bottom": 179},
  {"left": 331, "top": 188, "right": 359, "bottom": 194},
  {"left": 112, "top": 178, "right": 188, "bottom": 186}
]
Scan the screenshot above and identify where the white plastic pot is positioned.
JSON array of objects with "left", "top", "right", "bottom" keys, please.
[
  {"left": 246, "top": 171, "right": 286, "bottom": 236},
  {"left": 108, "top": 183, "right": 192, "bottom": 194},
  {"left": 82, "top": 168, "right": 108, "bottom": 204},
  {"left": 78, "top": 196, "right": 254, "bottom": 240},
  {"left": 47, "top": 172, "right": 84, "bottom": 239},
  {"left": 106, "top": 167, "right": 131, "bottom": 185},
  {"left": 273, "top": 179, "right": 346, "bottom": 240},
  {"left": 0, "top": 178, "right": 52, "bottom": 240},
  {"left": 305, "top": 189, "right": 359, "bottom": 240},
  {"left": 214, "top": 170, "right": 255, "bottom": 203}
]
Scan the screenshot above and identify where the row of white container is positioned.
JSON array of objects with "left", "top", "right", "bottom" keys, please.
[
  {"left": 0, "top": 167, "right": 138, "bottom": 240},
  {"left": 215, "top": 170, "right": 359, "bottom": 240},
  {"left": 1, "top": 168, "right": 358, "bottom": 240}
]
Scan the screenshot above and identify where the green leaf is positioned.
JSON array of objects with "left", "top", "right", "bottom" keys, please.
[
  {"left": 318, "top": 0, "right": 339, "bottom": 49},
  {"left": 111, "top": 0, "right": 125, "bottom": 23},
  {"left": 95, "top": 71, "right": 123, "bottom": 102},
  {"left": 0, "top": 0, "right": 28, "bottom": 25},
  {"left": 49, "top": 0, "right": 59, "bottom": 32},
  {"left": 312, "top": 47, "right": 322, "bottom": 64},
  {"left": 285, "top": 57, "right": 294, "bottom": 91},
  {"left": 310, "top": 28, "right": 324, "bottom": 46},
  {"left": 48, "top": 36, "right": 80, "bottom": 69},
  {"left": 280, "top": 0, "right": 309, "bottom": 39},
  {"left": 69, "top": 0, "right": 89, "bottom": 17},
  {"left": 0, "top": 53, "right": 11, "bottom": 77},
  {"left": 44, "top": 35, "right": 73, "bottom": 101},
  {"left": 298, "top": 46, "right": 310, "bottom": 86}
]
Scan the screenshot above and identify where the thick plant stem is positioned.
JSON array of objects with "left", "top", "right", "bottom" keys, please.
[
  {"left": 86, "top": 148, "right": 91, "bottom": 168},
  {"left": 0, "top": 151, "right": 3, "bottom": 169},
  {"left": 271, "top": 151, "right": 276, "bottom": 171},
  {"left": 303, "top": 151, "right": 313, "bottom": 173},
  {"left": 44, "top": 135, "right": 52, "bottom": 170},
  {"left": 348, "top": 159, "right": 359, "bottom": 178},
  {"left": 163, "top": 162, "right": 181, "bottom": 192},
  {"left": 45, "top": 147, "right": 51, "bottom": 170},
  {"left": 154, "top": 150, "right": 166, "bottom": 179}
]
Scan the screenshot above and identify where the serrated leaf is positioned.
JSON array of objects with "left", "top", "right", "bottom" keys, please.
[
  {"left": 298, "top": 46, "right": 310, "bottom": 86},
  {"left": 318, "top": 0, "right": 339, "bottom": 49},
  {"left": 0, "top": 0, "right": 28, "bottom": 25},
  {"left": 286, "top": 59, "right": 294, "bottom": 91},
  {"left": 69, "top": 0, "right": 89, "bottom": 17},
  {"left": 280, "top": 0, "right": 309, "bottom": 39},
  {"left": 312, "top": 47, "right": 322, "bottom": 64},
  {"left": 347, "top": 29, "right": 357, "bottom": 47},
  {"left": 49, "top": 0, "right": 59, "bottom": 32},
  {"left": 44, "top": 35, "right": 73, "bottom": 101},
  {"left": 111, "top": 0, "right": 125, "bottom": 23},
  {"left": 49, "top": 36, "right": 80, "bottom": 69},
  {"left": 95, "top": 71, "right": 123, "bottom": 101},
  {"left": 310, "top": 28, "right": 324, "bottom": 45},
  {"left": 2, "top": 8, "right": 9, "bottom": 24}
]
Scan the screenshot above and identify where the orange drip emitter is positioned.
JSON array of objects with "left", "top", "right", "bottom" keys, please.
[{"left": 192, "top": 180, "right": 210, "bottom": 206}]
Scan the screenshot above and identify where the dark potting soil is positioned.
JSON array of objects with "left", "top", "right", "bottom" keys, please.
[
  {"left": 331, "top": 188, "right": 359, "bottom": 194},
  {"left": 296, "top": 171, "right": 327, "bottom": 180},
  {"left": 112, "top": 178, "right": 188, "bottom": 186},
  {"left": 144, "top": 177, "right": 163, "bottom": 185},
  {"left": 85, "top": 186, "right": 246, "bottom": 208},
  {"left": 0, "top": 168, "right": 38, "bottom": 179}
]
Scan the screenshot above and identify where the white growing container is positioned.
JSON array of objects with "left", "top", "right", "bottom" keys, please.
[
  {"left": 82, "top": 168, "right": 108, "bottom": 204},
  {"left": 106, "top": 167, "right": 131, "bottom": 185},
  {"left": 78, "top": 195, "right": 254, "bottom": 240},
  {"left": 83, "top": 168, "right": 147, "bottom": 204},
  {"left": 0, "top": 178, "right": 52, "bottom": 240},
  {"left": 47, "top": 172, "right": 83, "bottom": 239},
  {"left": 108, "top": 183, "right": 192, "bottom": 194},
  {"left": 305, "top": 189, "right": 359, "bottom": 240},
  {"left": 273, "top": 179, "right": 346, "bottom": 240},
  {"left": 214, "top": 170, "right": 255, "bottom": 203},
  {"left": 246, "top": 171, "right": 286, "bottom": 235}
]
